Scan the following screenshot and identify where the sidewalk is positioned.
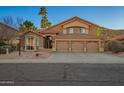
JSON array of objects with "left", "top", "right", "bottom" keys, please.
[{"left": 0, "top": 52, "right": 124, "bottom": 63}]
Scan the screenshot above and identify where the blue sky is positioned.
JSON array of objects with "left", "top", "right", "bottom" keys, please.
[{"left": 0, "top": 6, "right": 124, "bottom": 29}]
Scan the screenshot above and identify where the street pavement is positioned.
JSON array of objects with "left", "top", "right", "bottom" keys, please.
[
  {"left": 0, "top": 53, "right": 124, "bottom": 85},
  {"left": 0, "top": 63, "right": 124, "bottom": 85}
]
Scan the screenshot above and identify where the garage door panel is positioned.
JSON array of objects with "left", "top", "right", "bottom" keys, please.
[
  {"left": 56, "top": 41, "right": 69, "bottom": 52},
  {"left": 87, "top": 41, "right": 99, "bottom": 53},
  {"left": 71, "top": 41, "right": 84, "bottom": 52},
  {"left": 56, "top": 40, "right": 99, "bottom": 53}
]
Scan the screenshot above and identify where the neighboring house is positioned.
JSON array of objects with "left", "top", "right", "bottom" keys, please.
[
  {"left": 20, "top": 16, "right": 105, "bottom": 53},
  {"left": 0, "top": 23, "right": 18, "bottom": 45}
]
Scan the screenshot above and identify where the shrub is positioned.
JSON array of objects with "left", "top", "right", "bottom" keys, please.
[
  {"left": 0, "top": 45, "right": 16, "bottom": 54},
  {"left": 0, "top": 46, "right": 6, "bottom": 54},
  {"left": 0, "top": 42, "right": 7, "bottom": 46},
  {"left": 107, "top": 40, "right": 124, "bottom": 53}
]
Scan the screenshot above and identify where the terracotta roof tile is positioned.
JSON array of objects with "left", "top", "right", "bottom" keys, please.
[
  {"left": 19, "top": 31, "right": 43, "bottom": 37},
  {"left": 40, "top": 16, "right": 100, "bottom": 34}
]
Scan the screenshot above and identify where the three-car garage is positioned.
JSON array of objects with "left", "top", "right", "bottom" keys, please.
[{"left": 55, "top": 39, "right": 102, "bottom": 53}]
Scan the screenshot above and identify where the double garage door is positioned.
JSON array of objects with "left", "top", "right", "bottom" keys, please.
[{"left": 56, "top": 40, "right": 99, "bottom": 53}]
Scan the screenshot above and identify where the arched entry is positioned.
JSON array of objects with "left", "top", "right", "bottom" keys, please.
[{"left": 44, "top": 36, "right": 53, "bottom": 49}]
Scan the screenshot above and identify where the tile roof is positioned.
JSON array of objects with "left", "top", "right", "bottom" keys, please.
[
  {"left": 19, "top": 31, "right": 43, "bottom": 37},
  {"left": 40, "top": 16, "right": 100, "bottom": 34}
]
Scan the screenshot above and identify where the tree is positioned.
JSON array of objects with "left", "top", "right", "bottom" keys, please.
[
  {"left": 96, "top": 27, "right": 103, "bottom": 37},
  {"left": 41, "top": 15, "right": 48, "bottom": 28},
  {"left": 0, "top": 17, "right": 20, "bottom": 44},
  {"left": 39, "top": 6, "right": 47, "bottom": 16},
  {"left": 19, "top": 20, "right": 38, "bottom": 32},
  {"left": 39, "top": 6, "right": 52, "bottom": 29},
  {"left": 23, "top": 20, "right": 34, "bottom": 31},
  {"left": 47, "top": 22, "right": 52, "bottom": 28},
  {"left": 0, "top": 16, "right": 23, "bottom": 29},
  {"left": 33, "top": 26, "right": 38, "bottom": 32}
]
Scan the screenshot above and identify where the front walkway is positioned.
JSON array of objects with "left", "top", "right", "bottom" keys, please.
[{"left": 0, "top": 52, "right": 124, "bottom": 63}]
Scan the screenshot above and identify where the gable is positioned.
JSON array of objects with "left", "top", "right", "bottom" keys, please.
[
  {"left": 41, "top": 16, "right": 99, "bottom": 34},
  {"left": 20, "top": 31, "right": 43, "bottom": 37},
  {"left": 63, "top": 20, "right": 90, "bottom": 29}
]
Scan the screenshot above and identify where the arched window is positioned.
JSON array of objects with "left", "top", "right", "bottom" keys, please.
[
  {"left": 66, "top": 28, "right": 73, "bottom": 34},
  {"left": 78, "top": 28, "right": 88, "bottom": 34}
]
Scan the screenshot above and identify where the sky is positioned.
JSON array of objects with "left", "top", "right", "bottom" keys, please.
[{"left": 0, "top": 6, "right": 124, "bottom": 29}]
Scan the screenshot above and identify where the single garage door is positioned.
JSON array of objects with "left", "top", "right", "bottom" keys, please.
[
  {"left": 71, "top": 41, "right": 84, "bottom": 52},
  {"left": 56, "top": 41, "right": 69, "bottom": 52},
  {"left": 86, "top": 41, "right": 99, "bottom": 53}
]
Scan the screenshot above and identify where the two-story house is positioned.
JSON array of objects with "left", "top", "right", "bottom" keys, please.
[{"left": 20, "top": 16, "right": 104, "bottom": 53}]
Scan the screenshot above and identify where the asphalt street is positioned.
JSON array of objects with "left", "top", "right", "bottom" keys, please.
[{"left": 0, "top": 63, "right": 124, "bottom": 85}]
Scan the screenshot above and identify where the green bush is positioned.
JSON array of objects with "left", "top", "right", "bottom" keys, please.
[
  {"left": 0, "top": 45, "right": 16, "bottom": 54},
  {"left": 0, "top": 42, "right": 7, "bottom": 46},
  {"left": 107, "top": 40, "right": 124, "bottom": 53}
]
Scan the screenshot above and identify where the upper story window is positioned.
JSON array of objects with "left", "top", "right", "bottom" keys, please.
[
  {"left": 66, "top": 28, "right": 73, "bottom": 34},
  {"left": 78, "top": 28, "right": 88, "bottom": 34}
]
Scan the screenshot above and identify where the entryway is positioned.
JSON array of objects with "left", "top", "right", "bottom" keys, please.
[{"left": 44, "top": 36, "right": 53, "bottom": 49}]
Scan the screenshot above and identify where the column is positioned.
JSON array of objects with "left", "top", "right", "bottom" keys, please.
[
  {"left": 99, "top": 40, "right": 104, "bottom": 52},
  {"left": 52, "top": 37, "right": 56, "bottom": 51},
  {"left": 33, "top": 37, "right": 36, "bottom": 51},
  {"left": 24, "top": 36, "right": 27, "bottom": 51},
  {"left": 84, "top": 40, "right": 87, "bottom": 53},
  {"left": 69, "top": 40, "right": 72, "bottom": 52},
  {"left": 40, "top": 37, "right": 44, "bottom": 49}
]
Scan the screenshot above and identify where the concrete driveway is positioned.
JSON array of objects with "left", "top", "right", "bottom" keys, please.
[
  {"left": 0, "top": 53, "right": 124, "bottom": 63},
  {"left": 46, "top": 53, "right": 124, "bottom": 63}
]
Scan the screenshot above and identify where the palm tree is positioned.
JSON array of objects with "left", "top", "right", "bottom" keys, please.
[
  {"left": 23, "top": 20, "right": 34, "bottom": 31},
  {"left": 39, "top": 6, "right": 52, "bottom": 29},
  {"left": 33, "top": 26, "right": 38, "bottom": 32},
  {"left": 39, "top": 6, "right": 47, "bottom": 17},
  {"left": 47, "top": 22, "right": 52, "bottom": 28},
  {"left": 19, "top": 24, "right": 26, "bottom": 32},
  {"left": 39, "top": 7, "right": 48, "bottom": 28},
  {"left": 41, "top": 15, "right": 49, "bottom": 28},
  {"left": 19, "top": 20, "right": 37, "bottom": 32}
]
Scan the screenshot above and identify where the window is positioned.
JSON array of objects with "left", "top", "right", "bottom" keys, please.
[
  {"left": 35, "top": 38, "right": 40, "bottom": 49},
  {"left": 78, "top": 28, "right": 88, "bottom": 34},
  {"left": 66, "top": 28, "right": 73, "bottom": 34}
]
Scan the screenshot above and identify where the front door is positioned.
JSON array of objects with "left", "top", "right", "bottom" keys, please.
[{"left": 44, "top": 36, "right": 52, "bottom": 48}]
